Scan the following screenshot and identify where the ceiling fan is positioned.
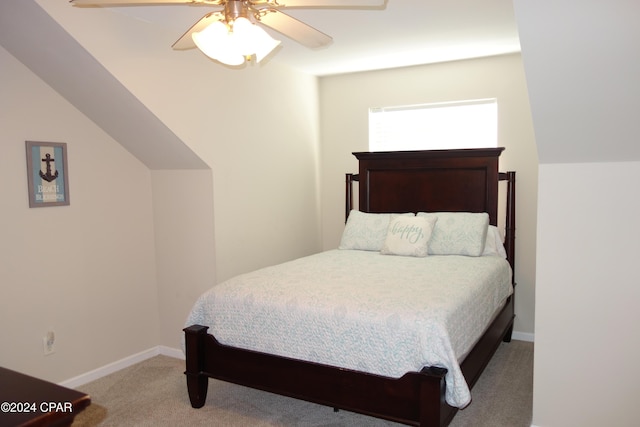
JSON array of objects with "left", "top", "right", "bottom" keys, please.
[{"left": 70, "top": 0, "right": 386, "bottom": 65}]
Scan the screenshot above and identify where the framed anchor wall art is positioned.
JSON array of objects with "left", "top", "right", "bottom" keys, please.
[{"left": 25, "top": 141, "right": 70, "bottom": 208}]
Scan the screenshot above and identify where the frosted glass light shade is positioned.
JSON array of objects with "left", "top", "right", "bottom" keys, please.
[
  {"left": 192, "top": 18, "right": 280, "bottom": 65},
  {"left": 232, "top": 17, "right": 255, "bottom": 56},
  {"left": 192, "top": 21, "right": 244, "bottom": 66},
  {"left": 252, "top": 24, "right": 281, "bottom": 62}
]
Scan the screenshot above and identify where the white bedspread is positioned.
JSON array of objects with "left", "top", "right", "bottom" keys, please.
[{"left": 185, "top": 249, "right": 513, "bottom": 408}]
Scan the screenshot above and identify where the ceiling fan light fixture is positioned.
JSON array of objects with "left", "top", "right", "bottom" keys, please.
[
  {"left": 72, "top": 0, "right": 362, "bottom": 68},
  {"left": 192, "top": 16, "right": 280, "bottom": 66}
]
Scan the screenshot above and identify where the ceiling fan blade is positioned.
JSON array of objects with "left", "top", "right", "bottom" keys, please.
[
  {"left": 258, "top": 9, "right": 331, "bottom": 49},
  {"left": 71, "top": 0, "right": 221, "bottom": 6},
  {"left": 172, "top": 11, "right": 223, "bottom": 50},
  {"left": 256, "top": 0, "right": 385, "bottom": 7}
]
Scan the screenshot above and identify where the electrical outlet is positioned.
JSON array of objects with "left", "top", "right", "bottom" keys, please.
[{"left": 43, "top": 330, "right": 55, "bottom": 355}]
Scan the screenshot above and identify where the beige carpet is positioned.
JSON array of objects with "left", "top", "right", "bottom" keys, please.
[{"left": 72, "top": 340, "right": 533, "bottom": 427}]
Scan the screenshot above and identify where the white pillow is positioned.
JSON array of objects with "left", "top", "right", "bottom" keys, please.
[
  {"left": 417, "top": 212, "right": 489, "bottom": 256},
  {"left": 482, "top": 225, "right": 508, "bottom": 258},
  {"left": 381, "top": 215, "right": 438, "bottom": 257},
  {"left": 339, "top": 210, "right": 414, "bottom": 251}
]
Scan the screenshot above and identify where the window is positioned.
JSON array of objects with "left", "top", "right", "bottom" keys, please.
[{"left": 368, "top": 99, "right": 498, "bottom": 152}]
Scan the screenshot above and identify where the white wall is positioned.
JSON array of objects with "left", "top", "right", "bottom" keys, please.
[
  {"left": 535, "top": 162, "right": 640, "bottom": 427},
  {"left": 514, "top": 1, "right": 640, "bottom": 425},
  {"left": 151, "top": 170, "right": 216, "bottom": 349},
  {"left": 0, "top": 45, "right": 160, "bottom": 382},
  {"left": 318, "top": 54, "right": 538, "bottom": 336}
]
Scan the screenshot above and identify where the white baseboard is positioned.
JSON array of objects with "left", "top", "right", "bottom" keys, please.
[
  {"left": 59, "top": 345, "right": 183, "bottom": 389},
  {"left": 512, "top": 331, "right": 535, "bottom": 342},
  {"left": 159, "top": 345, "right": 185, "bottom": 360}
]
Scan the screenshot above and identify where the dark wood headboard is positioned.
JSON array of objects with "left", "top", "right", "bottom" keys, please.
[{"left": 345, "top": 148, "right": 516, "bottom": 272}]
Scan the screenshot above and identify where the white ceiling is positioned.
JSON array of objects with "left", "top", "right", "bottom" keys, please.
[{"left": 110, "top": 0, "right": 521, "bottom": 76}]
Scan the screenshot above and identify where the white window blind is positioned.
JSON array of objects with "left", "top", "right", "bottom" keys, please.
[{"left": 368, "top": 99, "right": 498, "bottom": 152}]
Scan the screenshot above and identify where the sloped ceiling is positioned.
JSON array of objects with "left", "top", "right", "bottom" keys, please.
[
  {"left": 514, "top": 0, "right": 640, "bottom": 164},
  {"left": 0, "top": 0, "right": 208, "bottom": 170}
]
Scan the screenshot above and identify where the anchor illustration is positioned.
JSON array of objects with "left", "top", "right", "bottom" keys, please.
[{"left": 39, "top": 153, "right": 59, "bottom": 182}]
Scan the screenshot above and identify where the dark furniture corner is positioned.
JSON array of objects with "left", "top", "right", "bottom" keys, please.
[{"left": 0, "top": 367, "right": 90, "bottom": 427}]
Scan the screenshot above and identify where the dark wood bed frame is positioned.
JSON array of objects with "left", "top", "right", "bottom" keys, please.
[{"left": 184, "top": 148, "right": 516, "bottom": 427}]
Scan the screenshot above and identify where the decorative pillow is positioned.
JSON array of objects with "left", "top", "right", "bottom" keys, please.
[
  {"left": 417, "top": 212, "right": 489, "bottom": 256},
  {"left": 339, "top": 210, "right": 414, "bottom": 251},
  {"left": 482, "top": 225, "right": 508, "bottom": 258},
  {"left": 380, "top": 215, "right": 438, "bottom": 257}
]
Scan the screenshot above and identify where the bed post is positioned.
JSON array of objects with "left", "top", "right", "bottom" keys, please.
[
  {"left": 500, "top": 171, "right": 516, "bottom": 275},
  {"left": 505, "top": 171, "right": 516, "bottom": 275},
  {"left": 499, "top": 171, "right": 516, "bottom": 343},
  {"left": 183, "top": 325, "right": 210, "bottom": 408},
  {"left": 418, "top": 367, "right": 452, "bottom": 427},
  {"left": 345, "top": 173, "right": 359, "bottom": 222}
]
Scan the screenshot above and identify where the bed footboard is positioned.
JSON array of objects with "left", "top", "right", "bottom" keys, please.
[
  {"left": 183, "top": 324, "right": 460, "bottom": 426},
  {"left": 183, "top": 292, "right": 514, "bottom": 427}
]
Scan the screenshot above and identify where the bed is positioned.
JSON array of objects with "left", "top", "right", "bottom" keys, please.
[{"left": 184, "top": 147, "right": 516, "bottom": 426}]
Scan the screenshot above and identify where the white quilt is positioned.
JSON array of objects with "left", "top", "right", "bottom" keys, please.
[{"left": 185, "top": 249, "right": 513, "bottom": 408}]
